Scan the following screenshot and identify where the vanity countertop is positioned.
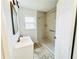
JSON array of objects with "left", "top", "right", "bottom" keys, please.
[{"left": 14, "top": 36, "right": 34, "bottom": 48}]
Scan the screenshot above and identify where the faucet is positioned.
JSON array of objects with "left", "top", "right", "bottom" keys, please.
[{"left": 17, "top": 34, "right": 23, "bottom": 42}]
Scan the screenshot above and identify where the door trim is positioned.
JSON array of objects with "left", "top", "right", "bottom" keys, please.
[{"left": 71, "top": 11, "right": 77, "bottom": 59}]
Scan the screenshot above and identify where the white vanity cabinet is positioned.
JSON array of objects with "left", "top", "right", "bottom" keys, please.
[{"left": 13, "top": 36, "right": 34, "bottom": 59}]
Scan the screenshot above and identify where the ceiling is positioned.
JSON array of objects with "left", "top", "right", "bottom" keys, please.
[{"left": 18, "top": 0, "right": 58, "bottom": 12}]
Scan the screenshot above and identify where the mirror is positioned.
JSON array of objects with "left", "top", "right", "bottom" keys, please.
[{"left": 10, "top": 2, "right": 18, "bottom": 34}]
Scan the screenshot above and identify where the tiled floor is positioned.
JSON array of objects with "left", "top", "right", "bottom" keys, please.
[
  {"left": 34, "top": 42, "right": 54, "bottom": 59},
  {"left": 39, "top": 39, "right": 55, "bottom": 54}
]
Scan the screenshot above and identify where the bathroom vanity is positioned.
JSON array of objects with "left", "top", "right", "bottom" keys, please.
[{"left": 13, "top": 36, "right": 34, "bottom": 59}]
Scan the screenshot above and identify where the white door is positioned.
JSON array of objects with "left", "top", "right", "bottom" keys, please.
[{"left": 55, "top": 0, "right": 76, "bottom": 59}]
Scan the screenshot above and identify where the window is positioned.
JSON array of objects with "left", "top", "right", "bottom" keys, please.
[{"left": 25, "top": 17, "right": 36, "bottom": 30}]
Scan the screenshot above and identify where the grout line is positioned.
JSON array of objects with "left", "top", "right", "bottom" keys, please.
[{"left": 41, "top": 43, "right": 55, "bottom": 56}]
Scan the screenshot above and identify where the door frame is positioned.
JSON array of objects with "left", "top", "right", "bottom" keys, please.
[{"left": 71, "top": 11, "right": 77, "bottom": 59}]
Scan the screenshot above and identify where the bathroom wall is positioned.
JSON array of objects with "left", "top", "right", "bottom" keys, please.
[
  {"left": 1, "top": 0, "right": 15, "bottom": 59},
  {"left": 37, "top": 10, "right": 56, "bottom": 42},
  {"left": 18, "top": 7, "right": 56, "bottom": 42},
  {"left": 45, "top": 9, "right": 56, "bottom": 41},
  {"left": 37, "top": 11, "right": 46, "bottom": 41},
  {"left": 18, "top": 7, "right": 37, "bottom": 42}
]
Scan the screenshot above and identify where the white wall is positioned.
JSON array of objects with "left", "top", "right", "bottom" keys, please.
[
  {"left": 1, "top": 0, "right": 14, "bottom": 59},
  {"left": 1, "top": 0, "right": 20, "bottom": 59},
  {"left": 46, "top": 9, "right": 56, "bottom": 41},
  {"left": 55, "top": 0, "right": 76, "bottom": 59},
  {"left": 37, "top": 11, "right": 46, "bottom": 41},
  {"left": 18, "top": 7, "right": 37, "bottom": 42},
  {"left": 37, "top": 10, "right": 56, "bottom": 42},
  {"left": 18, "top": 7, "right": 56, "bottom": 43}
]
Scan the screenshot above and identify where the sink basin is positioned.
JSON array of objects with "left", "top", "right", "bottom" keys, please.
[
  {"left": 14, "top": 36, "right": 34, "bottom": 48},
  {"left": 13, "top": 36, "right": 34, "bottom": 59}
]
